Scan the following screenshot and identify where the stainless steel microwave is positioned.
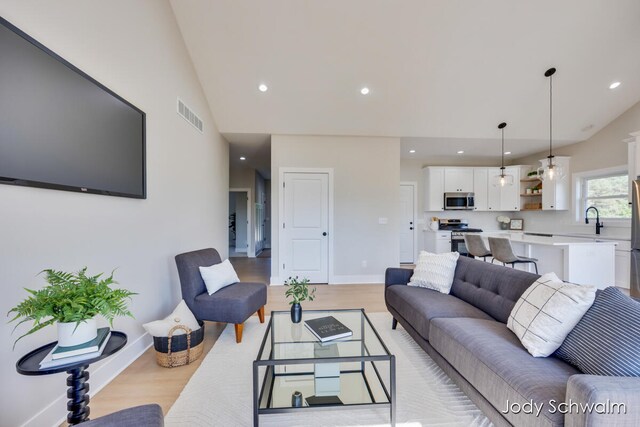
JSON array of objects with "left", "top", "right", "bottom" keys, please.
[{"left": 444, "top": 192, "right": 475, "bottom": 210}]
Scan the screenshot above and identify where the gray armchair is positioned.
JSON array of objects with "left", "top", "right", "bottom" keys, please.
[{"left": 175, "top": 248, "right": 267, "bottom": 343}]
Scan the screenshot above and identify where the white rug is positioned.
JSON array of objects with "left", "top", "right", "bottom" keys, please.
[{"left": 165, "top": 313, "right": 492, "bottom": 427}]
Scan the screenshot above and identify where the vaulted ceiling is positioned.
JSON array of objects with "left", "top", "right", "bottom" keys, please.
[{"left": 171, "top": 0, "right": 640, "bottom": 160}]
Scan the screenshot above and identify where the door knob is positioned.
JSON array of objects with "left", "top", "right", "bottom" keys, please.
[
  {"left": 410, "top": 227, "right": 414, "bottom": 230},
  {"left": 322, "top": 232, "right": 327, "bottom": 236}
]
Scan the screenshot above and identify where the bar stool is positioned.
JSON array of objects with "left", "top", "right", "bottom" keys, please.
[
  {"left": 488, "top": 237, "right": 539, "bottom": 274},
  {"left": 463, "top": 234, "right": 492, "bottom": 261}
]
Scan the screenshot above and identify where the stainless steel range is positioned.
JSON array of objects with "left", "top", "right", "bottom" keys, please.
[{"left": 439, "top": 219, "right": 483, "bottom": 256}]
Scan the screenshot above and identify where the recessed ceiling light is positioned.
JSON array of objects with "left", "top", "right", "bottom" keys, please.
[
  {"left": 457, "top": 150, "right": 464, "bottom": 154},
  {"left": 240, "top": 156, "right": 246, "bottom": 161},
  {"left": 258, "top": 84, "right": 268, "bottom": 92},
  {"left": 609, "top": 81, "right": 621, "bottom": 89},
  {"left": 409, "top": 149, "right": 416, "bottom": 154},
  {"left": 504, "top": 151, "right": 511, "bottom": 155},
  {"left": 360, "top": 87, "right": 370, "bottom": 95}
]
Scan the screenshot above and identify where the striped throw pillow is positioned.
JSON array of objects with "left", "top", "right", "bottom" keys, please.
[{"left": 554, "top": 287, "right": 640, "bottom": 377}]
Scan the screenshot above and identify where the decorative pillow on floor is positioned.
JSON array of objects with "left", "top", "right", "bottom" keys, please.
[
  {"left": 507, "top": 272, "right": 596, "bottom": 357},
  {"left": 143, "top": 300, "right": 200, "bottom": 337},
  {"left": 408, "top": 251, "right": 459, "bottom": 294},
  {"left": 199, "top": 259, "right": 240, "bottom": 294},
  {"left": 555, "top": 286, "right": 640, "bottom": 376}
]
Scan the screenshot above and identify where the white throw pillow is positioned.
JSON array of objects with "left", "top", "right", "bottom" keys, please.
[
  {"left": 199, "top": 259, "right": 240, "bottom": 295},
  {"left": 408, "top": 251, "right": 460, "bottom": 294},
  {"left": 143, "top": 300, "right": 200, "bottom": 337},
  {"left": 507, "top": 272, "right": 596, "bottom": 357}
]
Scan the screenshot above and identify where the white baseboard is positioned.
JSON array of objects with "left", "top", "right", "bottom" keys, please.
[
  {"left": 269, "top": 276, "right": 283, "bottom": 286},
  {"left": 330, "top": 275, "right": 385, "bottom": 285},
  {"left": 270, "top": 275, "right": 384, "bottom": 286},
  {"left": 235, "top": 247, "right": 248, "bottom": 253},
  {"left": 24, "top": 332, "right": 153, "bottom": 427}
]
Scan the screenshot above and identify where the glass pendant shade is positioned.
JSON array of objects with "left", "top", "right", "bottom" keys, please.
[
  {"left": 537, "top": 159, "right": 565, "bottom": 182},
  {"left": 492, "top": 168, "right": 514, "bottom": 187},
  {"left": 540, "top": 67, "right": 565, "bottom": 182}
]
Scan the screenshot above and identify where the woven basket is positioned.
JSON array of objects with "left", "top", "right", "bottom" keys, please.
[{"left": 153, "top": 320, "right": 204, "bottom": 368}]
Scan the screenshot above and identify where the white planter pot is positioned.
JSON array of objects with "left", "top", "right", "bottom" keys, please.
[{"left": 57, "top": 318, "right": 97, "bottom": 347}]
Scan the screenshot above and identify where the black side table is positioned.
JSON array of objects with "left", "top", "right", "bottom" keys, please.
[{"left": 16, "top": 331, "right": 127, "bottom": 425}]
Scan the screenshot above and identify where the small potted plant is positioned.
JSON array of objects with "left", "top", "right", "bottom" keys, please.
[
  {"left": 497, "top": 215, "right": 511, "bottom": 230},
  {"left": 284, "top": 276, "right": 316, "bottom": 323},
  {"left": 8, "top": 268, "right": 136, "bottom": 348}
]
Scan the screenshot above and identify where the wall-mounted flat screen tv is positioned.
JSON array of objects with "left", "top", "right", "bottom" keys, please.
[{"left": 0, "top": 17, "right": 146, "bottom": 199}]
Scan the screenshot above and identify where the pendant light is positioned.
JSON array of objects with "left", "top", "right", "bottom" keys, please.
[
  {"left": 493, "top": 122, "right": 514, "bottom": 187},
  {"left": 537, "top": 67, "right": 565, "bottom": 181}
]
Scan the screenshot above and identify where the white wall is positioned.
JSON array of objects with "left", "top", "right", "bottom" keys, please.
[
  {"left": 513, "top": 100, "right": 640, "bottom": 239},
  {"left": 271, "top": 135, "right": 400, "bottom": 284},
  {"left": 0, "top": 2, "right": 229, "bottom": 426}
]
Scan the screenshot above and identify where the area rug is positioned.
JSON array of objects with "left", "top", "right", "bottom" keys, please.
[{"left": 165, "top": 313, "right": 492, "bottom": 427}]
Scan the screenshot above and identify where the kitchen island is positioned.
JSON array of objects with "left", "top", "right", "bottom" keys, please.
[{"left": 479, "top": 232, "right": 616, "bottom": 288}]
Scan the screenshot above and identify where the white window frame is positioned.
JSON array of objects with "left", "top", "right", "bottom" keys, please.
[{"left": 573, "top": 165, "right": 631, "bottom": 226}]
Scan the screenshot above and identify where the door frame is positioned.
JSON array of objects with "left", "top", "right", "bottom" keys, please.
[
  {"left": 400, "top": 181, "right": 418, "bottom": 263},
  {"left": 278, "top": 168, "right": 334, "bottom": 283},
  {"left": 229, "top": 187, "right": 254, "bottom": 257}
]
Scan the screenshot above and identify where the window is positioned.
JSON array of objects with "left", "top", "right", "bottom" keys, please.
[{"left": 581, "top": 173, "right": 631, "bottom": 219}]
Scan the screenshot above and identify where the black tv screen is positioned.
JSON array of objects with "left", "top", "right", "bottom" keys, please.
[{"left": 0, "top": 17, "right": 146, "bottom": 199}]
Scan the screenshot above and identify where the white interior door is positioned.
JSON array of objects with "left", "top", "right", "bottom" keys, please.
[
  {"left": 282, "top": 172, "right": 329, "bottom": 283},
  {"left": 399, "top": 184, "right": 415, "bottom": 263}
]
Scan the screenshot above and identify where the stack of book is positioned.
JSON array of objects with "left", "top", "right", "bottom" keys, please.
[{"left": 39, "top": 327, "right": 111, "bottom": 369}]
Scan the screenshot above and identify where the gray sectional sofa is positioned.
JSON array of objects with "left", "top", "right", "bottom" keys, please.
[{"left": 385, "top": 256, "right": 640, "bottom": 427}]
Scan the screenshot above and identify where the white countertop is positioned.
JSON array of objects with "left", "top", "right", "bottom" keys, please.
[{"left": 479, "top": 231, "right": 618, "bottom": 247}]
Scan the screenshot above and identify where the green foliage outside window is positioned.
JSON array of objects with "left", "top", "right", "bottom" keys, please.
[{"left": 585, "top": 174, "right": 631, "bottom": 219}]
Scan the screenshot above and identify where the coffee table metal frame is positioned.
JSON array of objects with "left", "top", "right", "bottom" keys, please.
[{"left": 252, "top": 308, "right": 395, "bottom": 426}]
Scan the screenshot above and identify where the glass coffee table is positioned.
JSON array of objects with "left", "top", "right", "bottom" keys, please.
[{"left": 252, "top": 309, "right": 395, "bottom": 426}]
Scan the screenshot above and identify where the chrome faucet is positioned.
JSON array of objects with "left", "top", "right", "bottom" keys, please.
[{"left": 585, "top": 206, "right": 603, "bottom": 235}]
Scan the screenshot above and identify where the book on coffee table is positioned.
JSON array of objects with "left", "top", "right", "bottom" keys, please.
[
  {"left": 305, "top": 395, "right": 343, "bottom": 406},
  {"left": 304, "top": 316, "right": 352, "bottom": 342}
]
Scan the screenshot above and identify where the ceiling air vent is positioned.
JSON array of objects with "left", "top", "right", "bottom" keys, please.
[{"left": 177, "top": 98, "right": 203, "bottom": 133}]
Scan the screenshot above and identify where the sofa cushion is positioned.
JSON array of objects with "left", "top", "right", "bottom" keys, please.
[
  {"left": 555, "top": 286, "right": 640, "bottom": 377},
  {"left": 192, "top": 282, "right": 267, "bottom": 324},
  {"left": 430, "top": 317, "right": 580, "bottom": 427},
  {"left": 385, "top": 285, "right": 493, "bottom": 340},
  {"left": 450, "top": 256, "right": 539, "bottom": 323}
]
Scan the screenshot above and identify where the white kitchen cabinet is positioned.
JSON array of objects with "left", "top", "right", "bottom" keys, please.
[
  {"left": 423, "top": 167, "right": 445, "bottom": 211},
  {"left": 614, "top": 240, "right": 631, "bottom": 289},
  {"left": 539, "top": 156, "right": 570, "bottom": 210},
  {"left": 473, "top": 168, "right": 488, "bottom": 211},
  {"left": 500, "top": 166, "right": 521, "bottom": 211},
  {"left": 486, "top": 167, "right": 521, "bottom": 211},
  {"left": 424, "top": 230, "right": 451, "bottom": 254},
  {"left": 487, "top": 168, "right": 501, "bottom": 211},
  {"left": 444, "top": 168, "right": 474, "bottom": 193}
]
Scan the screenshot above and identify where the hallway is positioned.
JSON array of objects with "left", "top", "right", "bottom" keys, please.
[{"left": 229, "top": 254, "right": 270, "bottom": 284}]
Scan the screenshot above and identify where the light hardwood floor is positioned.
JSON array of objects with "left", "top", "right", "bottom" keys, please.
[{"left": 82, "top": 258, "right": 387, "bottom": 423}]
